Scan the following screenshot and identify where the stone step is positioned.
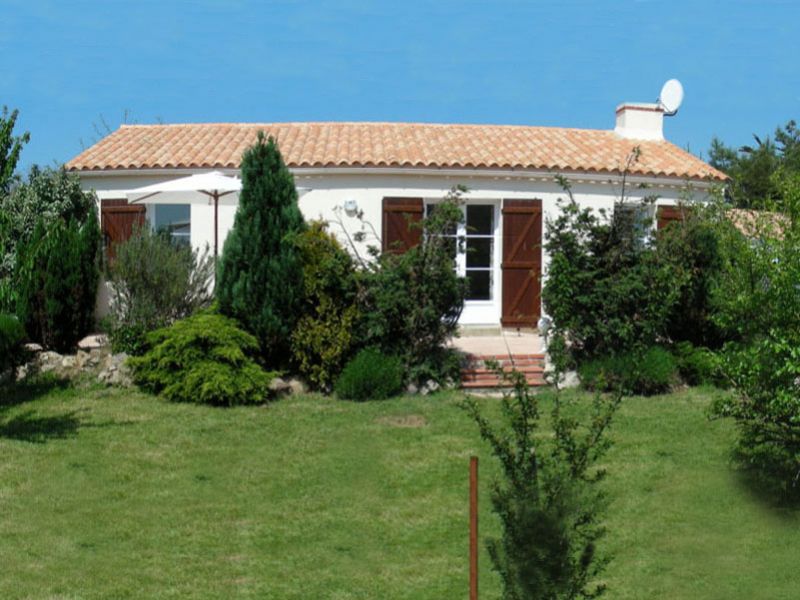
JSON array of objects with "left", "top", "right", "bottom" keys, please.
[{"left": 460, "top": 352, "right": 547, "bottom": 389}]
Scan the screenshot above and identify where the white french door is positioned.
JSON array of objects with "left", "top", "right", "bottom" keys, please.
[{"left": 425, "top": 200, "right": 501, "bottom": 325}]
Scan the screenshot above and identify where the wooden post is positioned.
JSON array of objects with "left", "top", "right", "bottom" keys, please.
[{"left": 470, "top": 456, "right": 478, "bottom": 600}]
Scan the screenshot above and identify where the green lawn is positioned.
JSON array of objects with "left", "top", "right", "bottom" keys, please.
[{"left": 0, "top": 379, "right": 798, "bottom": 599}]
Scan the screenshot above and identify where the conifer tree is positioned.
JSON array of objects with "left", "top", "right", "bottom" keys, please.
[{"left": 217, "top": 133, "right": 306, "bottom": 364}]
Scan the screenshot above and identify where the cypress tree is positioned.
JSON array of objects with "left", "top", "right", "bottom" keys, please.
[{"left": 217, "top": 133, "right": 306, "bottom": 364}]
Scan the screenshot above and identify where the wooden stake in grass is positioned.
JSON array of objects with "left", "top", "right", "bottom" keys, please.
[{"left": 470, "top": 455, "right": 478, "bottom": 600}]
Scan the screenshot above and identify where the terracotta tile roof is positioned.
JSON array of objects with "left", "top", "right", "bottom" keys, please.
[{"left": 66, "top": 121, "right": 726, "bottom": 181}]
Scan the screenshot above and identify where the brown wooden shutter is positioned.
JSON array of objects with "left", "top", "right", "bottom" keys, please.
[
  {"left": 501, "top": 199, "right": 542, "bottom": 327},
  {"left": 101, "top": 199, "right": 146, "bottom": 261},
  {"left": 657, "top": 205, "right": 688, "bottom": 230},
  {"left": 382, "top": 197, "right": 423, "bottom": 254}
]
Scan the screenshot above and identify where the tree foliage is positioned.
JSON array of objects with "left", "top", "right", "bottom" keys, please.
[
  {"left": 0, "top": 106, "right": 30, "bottom": 193},
  {"left": 708, "top": 120, "right": 800, "bottom": 210},
  {"left": 105, "top": 226, "right": 215, "bottom": 354},
  {"left": 217, "top": 133, "right": 306, "bottom": 365},
  {"left": 463, "top": 374, "right": 620, "bottom": 599},
  {"left": 14, "top": 213, "right": 101, "bottom": 352}
]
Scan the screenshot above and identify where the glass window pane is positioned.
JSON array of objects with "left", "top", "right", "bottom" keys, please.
[
  {"left": 425, "top": 203, "right": 457, "bottom": 236},
  {"left": 466, "top": 270, "right": 491, "bottom": 300},
  {"left": 467, "top": 205, "right": 493, "bottom": 235},
  {"left": 466, "top": 238, "right": 492, "bottom": 268},
  {"left": 152, "top": 204, "right": 191, "bottom": 246}
]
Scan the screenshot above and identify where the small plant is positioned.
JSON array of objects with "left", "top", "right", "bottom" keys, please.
[
  {"left": 463, "top": 370, "right": 621, "bottom": 599},
  {"left": 356, "top": 186, "right": 467, "bottom": 385},
  {"left": 128, "top": 312, "right": 277, "bottom": 406},
  {"left": 0, "top": 312, "right": 27, "bottom": 379},
  {"left": 672, "top": 342, "right": 723, "bottom": 387},
  {"left": 334, "top": 348, "right": 404, "bottom": 401},
  {"left": 291, "top": 222, "right": 360, "bottom": 390},
  {"left": 105, "top": 226, "right": 214, "bottom": 354},
  {"left": 14, "top": 214, "right": 101, "bottom": 352},
  {"left": 580, "top": 347, "right": 676, "bottom": 396}
]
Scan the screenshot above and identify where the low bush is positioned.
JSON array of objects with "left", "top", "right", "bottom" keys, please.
[
  {"left": 291, "top": 223, "right": 360, "bottom": 390},
  {"left": 128, "top": 312, "right": 277, "bottom": 406},
  {"left": 0, "top": 312, "right": 27, "bottom": 378},
  {"left": 580, "top": 346, "right": 677, "bottom": 396},
  {"left": 334, "top": 348, "right": 404, "bottom": 401},
  {"left": 105, "top": 226, "right": 214, "bottom": 354},
  {"left": 14, "top": 214, "right": 101, "bottom": 352},
  {"left": 673, "top": 341, "right": 724, "bottom": 387}
]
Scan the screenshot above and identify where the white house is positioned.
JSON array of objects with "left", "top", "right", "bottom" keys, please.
[{"left": 67, "top": 101, "right": 725, "bottom": 328}]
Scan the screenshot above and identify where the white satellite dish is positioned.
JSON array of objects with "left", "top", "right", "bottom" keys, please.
[{"left": 658, "top": 79, "right": 684, "bottom": 116}]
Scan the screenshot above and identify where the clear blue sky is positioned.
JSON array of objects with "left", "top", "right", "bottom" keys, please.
[{"left": 2, "top": 0, "right": 798, "bottom": 172}]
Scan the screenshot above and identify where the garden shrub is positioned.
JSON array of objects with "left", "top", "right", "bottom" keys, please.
[
  {"left": 672, "top": 341, "right": 724, "bottom": 387},
  {"left": 0, "top": 166, "right": 96, "bottom": 301},
  {"left": 291, "top": 222, "right": 360, "bottom": 390},
  {"left": 217, "top": 133, "right": 306, "bottom": 365},
  {"left": 580, "top": 346, "right": 676, "bottom": 396},
  {"left": 106, "top": 226, "right": 214, "bottom": 354},
  {"left": 357, "top": 188, "right": 467, "bottom": 385},
  {"left": 463, "top": 370, "right": 621, "bottom": 599},
  {"left": 334, "top": 348, "right": 404, "bottom": 401},
  {"left": 14, "top": 214, "right": 101, "bottom": 352},
  {"left": 128, "top": 312, "right": 277, "bottom": 406},
  {"left": 543, "top": 189, "right": 680, "bottom": 370},
  {"left": 0, "top": 312, "right": 27, "bottom": 378}
]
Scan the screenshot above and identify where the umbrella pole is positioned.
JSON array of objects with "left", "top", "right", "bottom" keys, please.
[{"left": 214, "top": 192, "right": 219, "bottom": 259}]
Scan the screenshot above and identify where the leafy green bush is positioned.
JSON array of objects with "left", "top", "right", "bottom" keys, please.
[
  {"left": 334, "top": 348, "right": 404, "bottom": 401},
  {"left": 580, "top": 346, "right": 677, "bottom": 396},
  {"left": 463, "top": 370, "right": 621, "bottom": 599},
  {"left": 673, "top": 341, "right": 724, "bottom": 387},
  {"left": 0, "top": 312, "right": 27, "bottom": 377},
  {"left": 543, "top": 187, "right": 680, "bottom": 370},
  {"left": 106, "top": 226, "right": 214, "bottom": 354},
  {"left": 291, "top": 222, "right": 360, "bottom": 390},
  {"left": 357, "top": 188, "right": 466, "bottom": 385},
  {"left": 128, "top": 312, "right": 276, "bottom": 406},
  {"left": 0, "top": 166, "right": 96, "bottom": 304},
  {"left": 217, "top": 133, "right": 306, "bottom": 365},
  {"left": 14, "top": 213, "right": 101, "bottom": 352}
]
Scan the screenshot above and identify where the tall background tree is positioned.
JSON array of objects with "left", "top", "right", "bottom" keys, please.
[
  {"left": 0, "top": 106, "right": 30, "bottom": 193},
  {"left": 709, "top": 120, "right": 800, "bottom": 210},
  {"left": 217, "top": 133, "right": 306, "bottom": 365}
]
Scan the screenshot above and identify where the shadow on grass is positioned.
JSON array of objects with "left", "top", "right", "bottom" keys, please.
[
  {"left": 0, "top": 375, "right": 71, "bottom": 409},
  {"left": 0, "top": 375, "right": 135, "bottom": 444},
  {"left": 0, "top": 409, "right": 83, "bottom": 443},
  {"left": 733, "top": 460, "right": 800, "bottom": 514}
]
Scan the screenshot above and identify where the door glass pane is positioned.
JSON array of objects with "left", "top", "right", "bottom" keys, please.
[
  {"left": 467, "top": 205, "right": 493, "bottom": 235},
  {"left": 466, "top": 238, "right": 492, "bottom": 268},
  {"left": 466, "top": 270, "right": 491, "bottom": 300}
]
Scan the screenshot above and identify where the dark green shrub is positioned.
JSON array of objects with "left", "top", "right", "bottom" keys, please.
[
  {"left": 463, "top": 371, "right": 621, "bottom": 599},
  {"left": 291, "top": 222, "right": 360, "bottom": 390},
  {"left": 106, "top": 226, "right": 214, "bottom": 354},
  {"left": 673, "top": 341, "right": 724, "bottom": 387},
  {"left": 543, "top": 183, "right": 680, "bottom": 370},
  {"left": 128, "top": 312, "right": 277, "bottom": 406},
  {"left": 334, "top": 348, "right": 404, "bottom": 401},
  {"left": 357, "top": 187, "right": 466, "bottom": 385},
  {"left": 580, "top": 346, "right": 677, "bottom": 396},
  {"left": 0, "top": 166, "right": 95, "bottom": 301},
  {"left": 0, "top": 312, "right": 27, "bottom": 377},
  {"left": 217, "top": 133, "right": 306, "bottom": 365},
  {"left": 14, "top": 213, "right": 101, "bottom": 352}
]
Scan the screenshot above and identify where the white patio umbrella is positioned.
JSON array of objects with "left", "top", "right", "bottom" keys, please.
[{"left": 126, "top": 171, "right": 242, "bottom": 258}]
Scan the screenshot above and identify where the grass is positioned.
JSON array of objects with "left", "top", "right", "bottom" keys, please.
[{"left": 0, "top": 379, "right": 798, "bottom": 599}]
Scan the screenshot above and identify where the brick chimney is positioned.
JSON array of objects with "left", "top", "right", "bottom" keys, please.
[{"left": 614, "top": 103, "right": 664, "bottom": 140}]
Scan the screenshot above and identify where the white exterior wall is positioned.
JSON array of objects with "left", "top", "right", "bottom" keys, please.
[{"left": 80, "top": 168, "right": 712, "bottom": 326}]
